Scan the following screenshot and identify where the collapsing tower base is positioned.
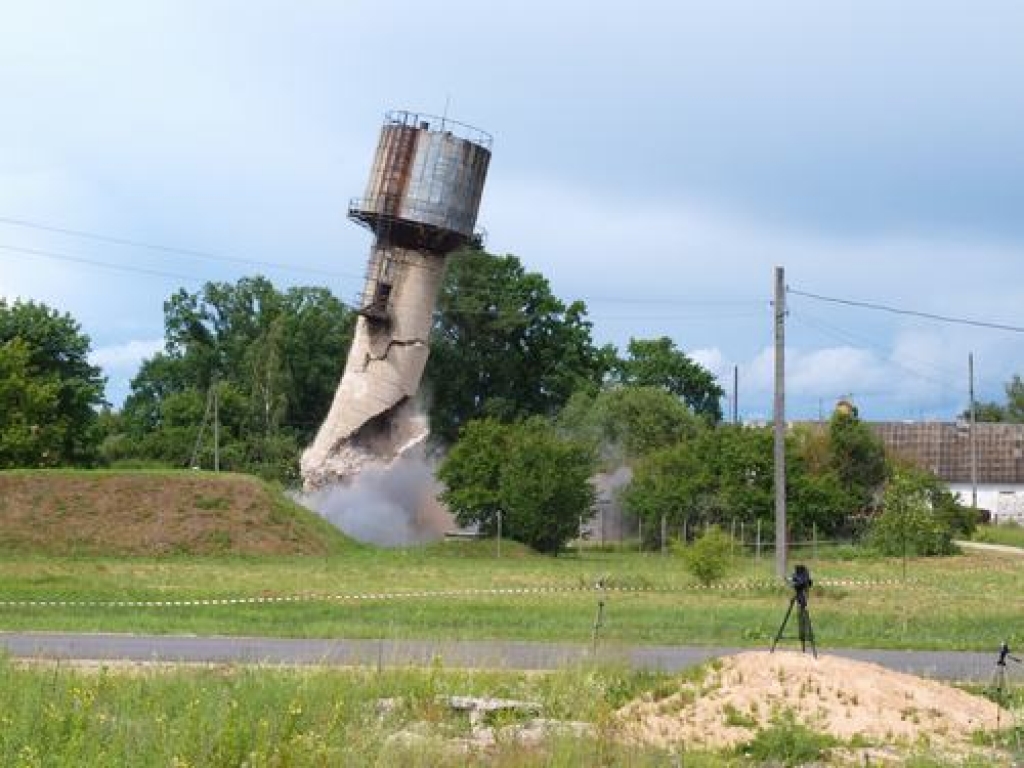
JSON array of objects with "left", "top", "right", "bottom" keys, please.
[
  {"left": 301, "top": 111, "right": 491, "bottom": 490},
  {"left": 301, "top": 244, "right": 445, "bottom": 488}
]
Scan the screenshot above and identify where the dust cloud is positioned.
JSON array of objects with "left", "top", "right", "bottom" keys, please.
[{"left": 297, "top": 446, "right": 454, "bottom": 547}]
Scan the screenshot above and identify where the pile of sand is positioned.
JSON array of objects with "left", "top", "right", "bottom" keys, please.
[{"left": 617, "top": 651, "right": 1007, "bottom": 755}]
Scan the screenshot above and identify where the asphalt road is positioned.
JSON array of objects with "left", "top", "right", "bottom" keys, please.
[{"left": 0, "top": 632, "right": 1010, "bottom": 683}]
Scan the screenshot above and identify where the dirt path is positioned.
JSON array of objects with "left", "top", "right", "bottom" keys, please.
[{"left": 957, "top": 540, "right": 1024, "bottom": 556}]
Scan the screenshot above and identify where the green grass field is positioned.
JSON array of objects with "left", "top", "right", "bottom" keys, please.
[
  {"left": 2, "top": 543, "right": 1022, "bottom": 651},
  {"left": 2, "top": 470, "right": 1023, "bottom": 651},
  {"left": 974, "top": 521, "right": 1024, "bottom": 549}
]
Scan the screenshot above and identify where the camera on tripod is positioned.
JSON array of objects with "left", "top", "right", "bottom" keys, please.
[
  {"left": 771, "top": 563, "right": 817, "bottom": 657},
  {"left": 789, "top": 564, "right": 813, "bottom": 590},
  {"left": 789, "top": 564, "right": 812, "bottom": 606}
]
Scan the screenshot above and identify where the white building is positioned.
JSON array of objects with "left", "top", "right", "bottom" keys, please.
[{"left": 870, "top": 422, "right": 1024, "bottom": 523}]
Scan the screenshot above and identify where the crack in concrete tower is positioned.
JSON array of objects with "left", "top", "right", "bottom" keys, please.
[{"left": 301, "top": 111, "right": 491, "bottom": 490}]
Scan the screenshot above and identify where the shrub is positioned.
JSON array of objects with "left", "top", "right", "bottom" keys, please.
[
  {"left": 681, "top": 526, "right": 734, "bottom": 585},
  {"left": 868, "top": 471, "right": 957, "bottom": 557},
  {"left": 738, "top": 710, "right": 836, "bottom": 765}
]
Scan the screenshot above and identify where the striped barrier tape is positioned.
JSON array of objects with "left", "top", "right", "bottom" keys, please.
[{"left": 0, "top": 578, "right": 919, "bottom": 609}]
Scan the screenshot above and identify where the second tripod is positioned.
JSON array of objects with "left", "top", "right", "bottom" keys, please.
[
  {"left": 770, "top": 564, "right": 817, "bottom": 658},
  {"left": 991, "top": 642, "right": 1021, "bottom": 722}
]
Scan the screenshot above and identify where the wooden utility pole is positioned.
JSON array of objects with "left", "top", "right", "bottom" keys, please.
[
  {"left": 733, "top": 365, "right": 739, "bottom": 425},
  {"left": 969, "top": 353, "right": 977, "bottom": 508},
  {"left": 773, "top": 267, "right": 787, "bottom": 579},
  {"left": 213, "top": 382, "right": 220, "bottom": 473}
]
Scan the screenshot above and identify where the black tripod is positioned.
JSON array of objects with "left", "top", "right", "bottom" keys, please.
[
  {"left": 991, "top": 641, "right": 1021, "bottom": 731},
  {"left": 770, "top": 565, "right": 817, "bottom": 658}
]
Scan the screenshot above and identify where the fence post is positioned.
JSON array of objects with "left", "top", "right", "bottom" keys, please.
[
  {"left": 812, "top": 523, "right": 818, "bottom": 561},
  {"left": 661, "top": 514, "right": 667, "bottom": 555},
  {"left": 730, "top": 518, "right": 737, "bottom": 557},
  {"left": 756, "top": 519, "right": 762, "bottom": 561}
]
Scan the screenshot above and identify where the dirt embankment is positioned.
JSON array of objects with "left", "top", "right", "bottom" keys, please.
[
  {"left": 0, "top": 471, "right": 351, "bottom": 556},
  {"left": 618, "top": 651, "right": 1007, "bottom": 760}
]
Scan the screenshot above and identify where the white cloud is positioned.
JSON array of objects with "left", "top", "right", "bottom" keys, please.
[
  {"left": 90, "top": 338, "right": 163, "bottom": 370},
  {"left": 90, "top": 339, "right": 163, "bottom": 406}
]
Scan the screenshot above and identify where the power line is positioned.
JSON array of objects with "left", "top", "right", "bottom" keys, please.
[
  {"left": 0, "top": 236, "right": 766, "bottom": 323},
  {"left": 789, "top": 287, "right": 1024, "bottom": 334},
  {"left": 0, "top": 214, "right": 777, "bottom": 312},
  {"left": 0, "top": 243, "right": 201, "bottom": 284},
  {"left": 0, "top": 214, "right": 352, "bottom": 280}
]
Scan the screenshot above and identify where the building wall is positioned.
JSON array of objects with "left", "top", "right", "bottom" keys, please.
[{"left": 947, "top": 482, "right": 1024, "bottom": 523}]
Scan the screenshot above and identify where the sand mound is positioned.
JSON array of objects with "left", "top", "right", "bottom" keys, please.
[{"left": 617, "top": 651, "right": 1007, "bottom": 754}]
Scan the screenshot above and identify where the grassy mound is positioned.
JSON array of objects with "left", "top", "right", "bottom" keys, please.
[{"left": 0, "top": 469, "right": 355, "bottom": 556}]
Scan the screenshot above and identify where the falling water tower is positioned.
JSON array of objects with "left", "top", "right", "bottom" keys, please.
[{"left": 302, "top": 110, "right": 492, "bottom": 489}]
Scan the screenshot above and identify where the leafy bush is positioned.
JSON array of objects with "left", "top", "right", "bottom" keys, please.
[
  {"left": 868, "top": 470, "right": 956, "bottom": 557},
  {"left": 681, "top": 526, "right": 734, "bottom": 585},
  {"left": 439, "top": 417, "right": 597, "bottom": 554},
  {"left": 738, "top": 710, "right": 836, "bottom": 765}
]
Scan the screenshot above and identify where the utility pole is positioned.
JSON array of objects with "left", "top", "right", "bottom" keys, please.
[
  {"left": 969, "top": 353, "right": 977, "bottom": 509},
  {"left": 773, "top": 267, "right": 787, "bottom": 579},
  {"left": 213, "top": 381, "right": 220, "bottom": 473},
  {"left": 733, "top": 365, "right": 739, "bottom": 425}
]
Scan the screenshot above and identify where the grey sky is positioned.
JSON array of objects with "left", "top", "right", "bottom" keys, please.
[{"left": 2, "top": 1, "right": 1023, "bottom": 420}]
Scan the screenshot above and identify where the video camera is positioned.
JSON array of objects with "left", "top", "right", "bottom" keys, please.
[{"left": 789, "top": 564, "right": 812, "bottom": 606}]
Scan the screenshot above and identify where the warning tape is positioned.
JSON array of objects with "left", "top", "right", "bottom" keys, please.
[{"left": 0, "top": 578, "right": 917, "bottom": 609}]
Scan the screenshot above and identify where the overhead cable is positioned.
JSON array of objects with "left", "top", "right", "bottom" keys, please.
[{"left": 789, "top": 287, "right": 1024, "bottom": 334}]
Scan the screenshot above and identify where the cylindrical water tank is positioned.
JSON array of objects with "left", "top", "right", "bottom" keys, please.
[{"left": 349, "top": 110, "right": 492, "bottom": 251}]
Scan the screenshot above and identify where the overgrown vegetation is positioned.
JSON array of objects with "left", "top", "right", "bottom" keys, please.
[
  {"left": 869, "top": 469, "right": 958, "bottom": 557},
  {"left": 0, "top": 656, "right": 1008, "bottom": 767},
  {"left": 438, "top": 418, "right": 597, "bottom": 554},
  {"left": 681, "top": 526, "right": 735, "bottom": 585},
  {"left": 0, "top": 657, "right": 689, "bottom": 767},
  {"left": 737, "top": 710, "right": 838, "bottom": 766}
]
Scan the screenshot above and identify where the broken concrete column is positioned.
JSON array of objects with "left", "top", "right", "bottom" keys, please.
[
  {"left": 301, "top": 110, "right": 491, "bottom": 490},
  {"left": 301, "top": 244, "right": 445, "bottom": 487}
]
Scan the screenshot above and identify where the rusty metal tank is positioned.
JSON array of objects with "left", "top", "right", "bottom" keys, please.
[{"left": 348, "top": 110, "right": 492, "bottom": 252}]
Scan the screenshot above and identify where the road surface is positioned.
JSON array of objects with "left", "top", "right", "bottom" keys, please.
[{"left": 0, "top": 632, "right": 1009, "bottom": 682}]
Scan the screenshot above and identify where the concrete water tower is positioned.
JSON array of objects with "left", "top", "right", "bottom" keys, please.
[{"left": 302, "top": 110, "right": 492, "bottom": 488}]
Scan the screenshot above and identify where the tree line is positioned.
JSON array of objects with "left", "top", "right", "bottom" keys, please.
[{"left": 2, "top": 248, "right": 1008, "bottom": 553}]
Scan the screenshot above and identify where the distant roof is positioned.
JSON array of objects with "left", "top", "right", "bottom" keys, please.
[{"left": 868, "top": 422, "right": 1024, "bottom": 484}]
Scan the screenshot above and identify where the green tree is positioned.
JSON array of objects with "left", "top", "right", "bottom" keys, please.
[
  {"left": 426, "top": 249, "right": 614, "bottom": 444},
  {"left": 868, "top": 469, "right": 957, "bottom": 556},
  {"left": 120, "top": 277, "right": 354, "bottom": 480},
  {"left": 0, "top": 338, "right": 62, "bottom": 466},
  {"left": 613, "top": 337, "right": 724, "bottom": 422},
  {"left": 558, "top": 385, "right": 702, "bottom": 463},
  {"left": 0, "top": 300, "right": 105, "bottom": 466},
  {"left": 624, "top": 426, "right": 854, "bottom": 543},
  {"left": 828, "top": 403, "right": 886, "bottom": 511},
  {"left": 969, "top": 374, "right": 1024, "bottom": 423},
  {"left": 438, "top": 417, "right": 597, "bottom": 554}
]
